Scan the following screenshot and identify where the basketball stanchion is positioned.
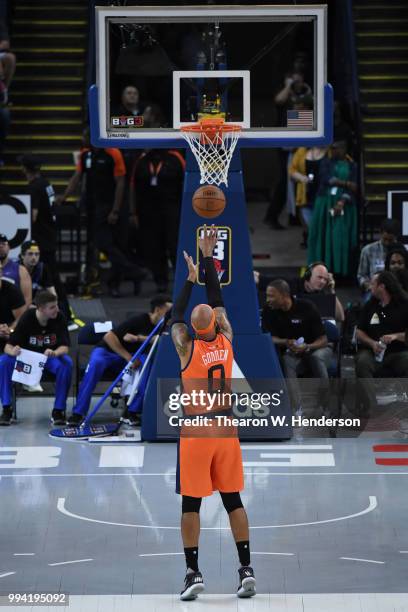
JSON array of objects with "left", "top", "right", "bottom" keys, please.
[{"left": 49, "top": 317, "right": 166, "bottom": 440}]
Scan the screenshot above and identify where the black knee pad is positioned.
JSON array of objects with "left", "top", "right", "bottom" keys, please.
[
  {"left": 182, "top": 495, "right": 202, "bottom": 514},
  {"left": 220, "top": 491, "right": 243, "bottom": 514}
]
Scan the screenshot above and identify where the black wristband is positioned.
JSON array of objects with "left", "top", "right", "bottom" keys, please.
[{"left": 203, "top": 256, "right": 224, "bottom": 308}]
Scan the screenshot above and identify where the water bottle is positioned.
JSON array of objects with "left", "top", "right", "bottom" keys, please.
[
  {"left": 295, "top": 337, "right": 305, "bottom": 348},
  {"left": 375, "top": 340, "right": 386, "bottom": 363}
]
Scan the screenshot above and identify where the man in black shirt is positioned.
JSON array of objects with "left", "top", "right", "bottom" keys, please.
[
  {"left": 20, "top": 240, "right": 54, "bottom": 298},
  {"left": 0, "top": 266, "right": 26, "bottom": 352},
  {"left": 68, "top": 295, "right": 172, "bottom": 426},
  {"left": 355, "top": 271, "right": 408, "bottom": 412},
  {"left": 262, "top": 279, "right": 331, "bottom": 413},
  {"left": 255, "top": 262, "right": 345, "bottom": 322},
  {"left": 19, "top": 155, "right": 58, "bottom": 274},
  {"left": 0, "top": 290, "right": 72, "bottom": 426}
]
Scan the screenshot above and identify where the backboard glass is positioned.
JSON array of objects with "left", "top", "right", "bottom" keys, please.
[{"left": 91, "top": 4, "right": 332, "bottom": 148}]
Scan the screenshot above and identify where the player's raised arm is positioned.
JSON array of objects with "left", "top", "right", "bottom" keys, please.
[
  {"left": 170, "top": 250, "right": 196, "bottom": 363},
  {"left": 198, "top": 225, "right": 233, "bottom": 341}
]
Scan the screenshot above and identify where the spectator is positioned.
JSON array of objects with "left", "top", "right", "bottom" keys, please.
[
  {"left": 19, "top": 154, "right": 59, "bottom": 274},
  {"left": 19, "top": 240, "right": 76, "bottom": 330},
  {"left": 56, "top": 135, "right": 145, "bottom": 297},
  {"left": 355, "top": 271, "right": 408, "bottom": 414},
  {"left": 0, "top": 290, "right": 72, "bottom": 426},
  {"left": 255, "top": 262, "right": 345, "bottom": 323},
  {"left": 20, "top": 240, "right": 55, "bottom": 298},
  {"left": 0, "top": 234, "right": 31, "bottom": 307},
  {"left": 0, "top": 263, "right": 26, "bottom": 353},
  {"left": 113, "top": 85, "right": 143, "bottom": 117},
  {"left": 67, "top": 295, "right": 172, "bottom": 427},
  {"left": 130, "top": 148, "right": 185, "bottom": 292},
  {"left": 385, "top": 247, "right": 408, "bottom": 275},
  {"left": 261, "top": 279, "right": 331, "bottom": 415},
  {"left": 0, "top": 20, "right": 16, "bottom": 103},
  {"left": 275, "top": 72, "right": 312, "bottom": 110},
  {"left": 142, "top": 104, "right": 167, "bottom": 128},
  {"left": 289, "top": 146, "right": 328, "bottom": 247},
  {"left": 357, "top": 218, "right": 401, "bottom": 299},
  {"left": 308, "top": 140, "right": 357, "bottom": 276},
  {"left": 267, "top": 69, "right": 313, "bottom": 231}
]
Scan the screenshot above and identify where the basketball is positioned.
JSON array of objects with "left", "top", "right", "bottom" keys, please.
[{"left": 192, "top": 185, "right": 226, "bottom": 218}]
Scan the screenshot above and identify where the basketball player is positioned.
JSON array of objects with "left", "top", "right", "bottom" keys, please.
[{"left": 170, "top": 225, "right": 256, "bottom": 601}]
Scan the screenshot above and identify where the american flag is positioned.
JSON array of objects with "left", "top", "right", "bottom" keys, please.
[{"left": 287, "top": 109, "right": 314, "bottom": 129}]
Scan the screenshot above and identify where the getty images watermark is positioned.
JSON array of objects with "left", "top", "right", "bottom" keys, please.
[{"left": 156, "top": 379, "right": 361, "bottom": 438}]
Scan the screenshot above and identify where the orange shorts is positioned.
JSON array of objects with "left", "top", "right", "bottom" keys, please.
[{"left": 177, "top": 437, "right": 244, "bottom": 498}]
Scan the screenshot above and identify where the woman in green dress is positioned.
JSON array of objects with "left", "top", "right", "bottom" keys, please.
[{"left": 308, "top": 140, "right": 357, "bottom": 276}]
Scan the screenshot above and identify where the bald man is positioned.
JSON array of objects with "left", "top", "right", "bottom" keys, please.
[{"left": 170, "top": 226, "right": 256, "bottom": 601}]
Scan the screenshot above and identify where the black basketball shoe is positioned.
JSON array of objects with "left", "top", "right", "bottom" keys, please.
[
  {"left": 237, "top": 565, "right": 256, "bottom": 598},
  {"left": 180, "top": 571, "right": 205, "bottom": 601},
  {"left": 51, "top": 409, "right": 66, "bottom": 426}
]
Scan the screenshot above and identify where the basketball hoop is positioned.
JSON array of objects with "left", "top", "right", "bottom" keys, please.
[{"left": 181, "top": 118, "right": 241, "bottom": 187}]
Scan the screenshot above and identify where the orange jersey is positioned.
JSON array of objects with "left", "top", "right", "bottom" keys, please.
[
  {"left": 180, "top": 332, "right": 235, "bottom": 436},
  {"left": 182, "top": 332, "right": 233, "bottom": 380}
]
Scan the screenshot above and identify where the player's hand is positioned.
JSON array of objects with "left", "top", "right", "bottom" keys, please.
[
  {"left": 183, "top": 250, "right": 197, "bottom": 283},
  {"left": 54, "top": 195, "right": 65, "bottom": 206},
  {"left": 129, "top": 213, "right": 139, "bottom": 228},
  {"left": 198, "top": 224, "right": 218, "bottom": 257},
  {"left": 44, "top": 349, "right": 56, "bottom": 358}
]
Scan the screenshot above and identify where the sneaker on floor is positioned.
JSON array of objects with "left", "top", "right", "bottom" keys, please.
[
  {"left": 237, "top": 566, "right": 256, "bottom": 598},
  {"left": 67, "top": 413, "right": 84, "bottom": 426},
  {"left": 0, "top": 407, "right": 13, "bottom": 426},
  {"left": 23, "top": 383, "right": 44, "bottom": 392},
  {"left": 51, "top": 409, "right": 66, "bottom": 426},
  {"left": 120, "top": 410, "right": 141, "bottom": 427},
  {"left": 180, "top": 571, "right": 205, "bottom": 601}
]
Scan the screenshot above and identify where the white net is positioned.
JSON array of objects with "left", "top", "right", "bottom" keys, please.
[{"left": 181, "top": 123, "right": 241, "bottom": 187}]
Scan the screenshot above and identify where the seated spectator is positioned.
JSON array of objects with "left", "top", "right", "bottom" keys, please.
[
  {"left": 19, "top": 240, "right": 76, "bottom": 329},
  {"left": 261, "top": 279, "right": 331, "bottom": 415},
  {"left": 357, "top": 218, "right": 401, "bottom": 299},
  {"left": 385, "top": 247, "right": 408, "bottom": 291},
  {"left": 20, "top": 240, "right": 55, "bottom": 298},
  {"left": 0, "top": 263, "right": 26, "bottom": 353},
  {"left": 308, "top": 140, "right": 357, "bottom": 276},
  {"left": 68, "top": 295, "right": 172, "bottom": 427},
  {"left": 255, "top": 262, "right": 345, "bottom": 323},
  {"left": 289, "top": 146, "right": 328, "bottom": 247},
  {"left": 355, "top": 271, "right": 408, "bottom": 414},
  {"left": 113, "top": 85, "right": 143, "bottom": 117},
  {"left": 0, "top": 234, "right": 31, "bottom": 307},
  {"left": 0, "top": 290, "right": 72, "bottom": 426}
]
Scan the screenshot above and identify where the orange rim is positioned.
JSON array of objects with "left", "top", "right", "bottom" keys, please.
[{"left": 181, "top": 118, "right": 241, "bottom": 135}]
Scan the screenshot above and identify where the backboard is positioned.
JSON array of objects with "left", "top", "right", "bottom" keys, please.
[{"left": 90, "top": 4, "right": 332, "bottom": 148}]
